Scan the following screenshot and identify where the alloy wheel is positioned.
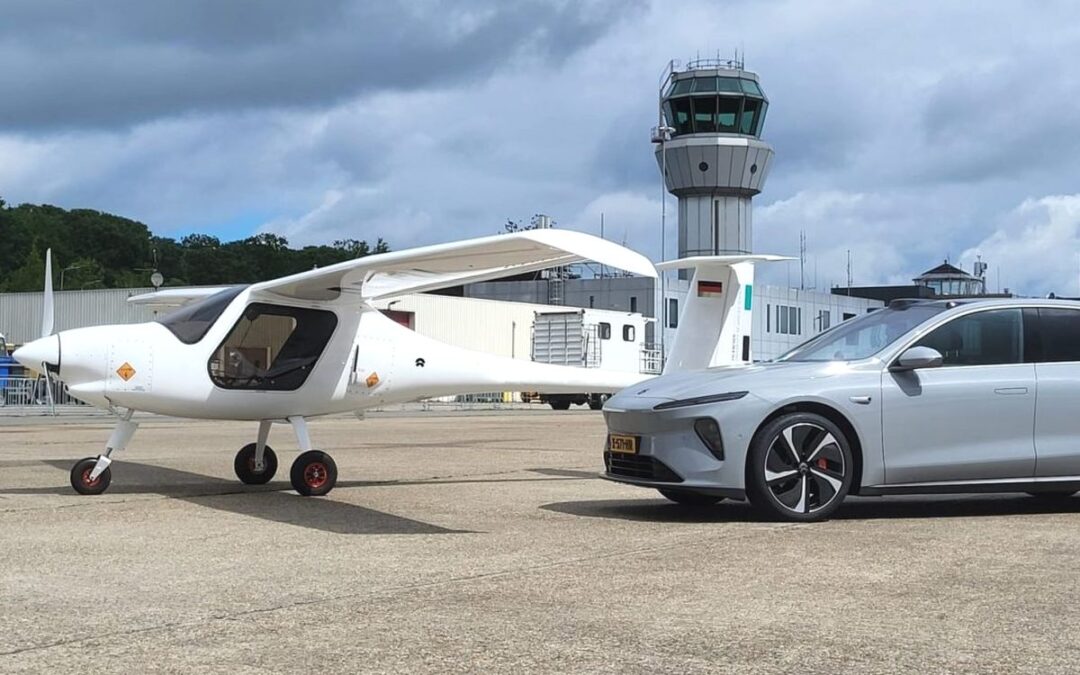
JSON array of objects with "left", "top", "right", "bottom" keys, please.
[{"left": 763, "top": 422, "right": 846, "bottom": 515}]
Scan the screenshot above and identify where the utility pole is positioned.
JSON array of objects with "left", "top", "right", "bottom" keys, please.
[{"left": 799, "top": 230, "right": 806, "bottom": 290}]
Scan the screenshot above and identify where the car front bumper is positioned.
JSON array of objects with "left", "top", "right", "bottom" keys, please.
[{"left": 601, "top": 397, "right": 754, "bottom": 499}]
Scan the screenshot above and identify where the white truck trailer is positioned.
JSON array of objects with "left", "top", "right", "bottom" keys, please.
[{"left": 530, "top": 308, "right": 658, "bottom": 409}]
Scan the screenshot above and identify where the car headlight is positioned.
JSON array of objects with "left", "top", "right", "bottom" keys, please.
[{"left": 652, "top": 390, "right": 748, "bottom": 411}]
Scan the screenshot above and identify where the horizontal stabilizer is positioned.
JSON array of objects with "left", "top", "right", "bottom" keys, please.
[{"left": 656, "top": 254, "right": 794, "bottom": 271}]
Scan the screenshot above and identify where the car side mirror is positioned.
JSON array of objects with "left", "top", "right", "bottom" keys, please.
[{"left": 891, "top": 346, "right": 943, "bottom": 372}]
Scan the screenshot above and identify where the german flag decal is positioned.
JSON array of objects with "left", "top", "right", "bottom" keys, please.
[{"left": 697, "top": 280, "right": 724, "bottom": 297}]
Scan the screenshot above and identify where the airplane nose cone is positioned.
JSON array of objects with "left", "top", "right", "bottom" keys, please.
[{"left": 13, "top": 334, "right": 60, "bottom": 370}]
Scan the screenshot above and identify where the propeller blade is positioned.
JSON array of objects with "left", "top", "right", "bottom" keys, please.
[{"left": 41, "top": 248, "right": 54, "bottom": 338}]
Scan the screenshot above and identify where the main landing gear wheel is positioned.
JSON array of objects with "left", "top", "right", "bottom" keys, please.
[
  {"left": 70, "top": 457, "right": 111, "bottom": 496},
  {"left": 290, "top": 450, "right": 338, "bottom": 497},
  {"left": 657, "top": 488, "right": 724, "bottom": 507},
  {"left": 234, "top": 443, "right": 278, "bottom": 485},
  {"left": 746, "top": 412, "right": 853, "bottom": 522}
]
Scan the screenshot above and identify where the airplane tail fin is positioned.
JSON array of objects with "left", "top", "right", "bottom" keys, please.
[{"left": 659, "top": 255, "right": 793, "bottom": 374}]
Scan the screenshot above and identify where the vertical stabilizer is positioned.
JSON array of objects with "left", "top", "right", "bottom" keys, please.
[{"left": 658, "top": 255, "right": 793, "bottom": 374}]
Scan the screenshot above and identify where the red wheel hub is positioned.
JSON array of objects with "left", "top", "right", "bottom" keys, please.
[
  {"left": 81, "top": 468, "right": 100, "bottom": 488},
  {"left": 304, "top": 462, "right": 328, "bottom": 489}
]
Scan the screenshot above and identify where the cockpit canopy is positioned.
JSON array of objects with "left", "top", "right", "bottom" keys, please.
[{"left": 662, "top": 74, "right": 768, "bottom": 138}]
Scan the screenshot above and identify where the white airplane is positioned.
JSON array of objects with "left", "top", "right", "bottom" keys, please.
[{"left": 13, "top": 230, "right": 660, "bottom": 497}]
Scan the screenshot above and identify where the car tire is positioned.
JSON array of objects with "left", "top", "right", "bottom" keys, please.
[
  {"left": 549, "top": 400, "right": 571, "bottom": 411},
  {"left": 746, "top": 412, "right": 853, "bottom": 522},
  {"left": 657, "top": 488, "right": 723, "bottom": 507}
]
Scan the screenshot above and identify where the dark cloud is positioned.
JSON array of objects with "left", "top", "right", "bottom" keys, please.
[{"left": 0, "top": 0, "right": 643, "bottom": 131}]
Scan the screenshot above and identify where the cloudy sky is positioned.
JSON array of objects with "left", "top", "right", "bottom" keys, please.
[{"left": 2, "top": 0, "right": 1080, "bottom": 295}]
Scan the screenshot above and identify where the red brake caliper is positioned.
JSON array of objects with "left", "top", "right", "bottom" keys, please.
[{"left": 816, "top": 458, "right": 828, "bottom": 470}]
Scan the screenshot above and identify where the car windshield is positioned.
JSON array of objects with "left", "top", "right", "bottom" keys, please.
[
  {"left": 158, "top": 286, "right": 246, "bottom": 344},
  {"left": 777, "top": 304, "right": 947, "bottom": 362}
]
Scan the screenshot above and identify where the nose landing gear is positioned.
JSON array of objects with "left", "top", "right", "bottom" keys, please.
[{"left": 70, "top": 457, "right": 112, "bottom": 495}]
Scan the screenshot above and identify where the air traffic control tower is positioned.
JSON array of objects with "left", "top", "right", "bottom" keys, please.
[{"left": 653, "top": 58, "right": 773, "bottom": 259}]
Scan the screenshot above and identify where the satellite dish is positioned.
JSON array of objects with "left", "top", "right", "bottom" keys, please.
[{"left": 150, "top": 271, "right": 164, "bottom": 289}]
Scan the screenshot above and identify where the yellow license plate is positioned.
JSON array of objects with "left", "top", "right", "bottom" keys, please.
[{"left": 608, "top": 434, "right": 638, "bottom": 454}]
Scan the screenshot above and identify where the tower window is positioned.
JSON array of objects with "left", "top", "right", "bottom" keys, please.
[
  {"left": 741, "top": 98, "right": 763, "bottom": 135},
  {"left": 629, "top": 296, "right": 638, "bottom": 313},
  {"left": 716, "top": 97, "right": 740, "bottom": 131},
  {"left": 692, "top": 96, "right": 718, "bottom": 133}
]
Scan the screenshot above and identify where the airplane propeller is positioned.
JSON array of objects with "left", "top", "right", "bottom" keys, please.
[
  {"left": 37, "top": 249, "right": 57, "bottom": 411},
  {"left": 41, "top": 248, "right": 54, "bottom": 339}
]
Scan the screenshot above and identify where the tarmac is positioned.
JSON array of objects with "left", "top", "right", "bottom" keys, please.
[{"left": 1, "top": 409, "right": 1079, "bottom": 674}]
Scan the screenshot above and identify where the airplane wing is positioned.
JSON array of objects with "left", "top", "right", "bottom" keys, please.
[
  {"left": 127, "top": 287, "right": 237, "bottom": 307},
  {"left": 248, "top": 229, "right": 657, "bottom": 302}
]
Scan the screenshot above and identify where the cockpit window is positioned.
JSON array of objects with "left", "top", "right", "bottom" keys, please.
[
  {"left": 208, "top": 303, "right": 338, "bottom": 391},
  {"left": 157, "top": 286, "right": 247, "bottom": 344},
  {"left": 777, "top": 304, "right": 947, "bottom": 362}
]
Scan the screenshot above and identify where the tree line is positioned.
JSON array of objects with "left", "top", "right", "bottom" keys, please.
[{"left": 0, "top": 198, "right": 389, "bottom": 292}]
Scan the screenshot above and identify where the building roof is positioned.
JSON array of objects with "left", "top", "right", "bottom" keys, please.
[{"left": 918, "top": 261, "right": 973, "bottom": 278}]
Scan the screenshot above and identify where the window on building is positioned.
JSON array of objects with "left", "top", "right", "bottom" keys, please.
[
  {"left": 715, "top": 96, "right": 741, "bottom": 131},
  {"left": 818, "top": 310, "right": 831, "bottom": 332},
  {"left": 843, "top": 312, "right": 856, "bottom": 321},
  {"left": 766, "top": 304, "right": 771, "bottom": 332},
  {"left": 668, "top": 298, "right": 679, "bottom": 328},
  {"left": 629, "top": 296, "right": 638, "bottom": 313},
  {"left": 692, "top": 96, "right": 718, "bottom": 133},
  {"left": 775, "top": 305, "right": 802, "bottom": 335},
  {"left": 623, "top": 325, "right": 635, "bottom": 342},
  {"left": 589, "top": 295, "right": 595, "bottom": 309},
  {"left": 209, "top": 303, "right": 338, "bottom": 390},
  {"left": 598, "top": 322, "right": 611, "bottom": 340}
]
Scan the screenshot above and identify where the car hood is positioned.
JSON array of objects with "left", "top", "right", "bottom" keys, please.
[{"left": 611, "top": 361, "right": 847, "bottom": 408}]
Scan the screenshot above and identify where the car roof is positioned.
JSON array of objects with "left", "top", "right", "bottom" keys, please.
[{"left": 887, "top": 297, "right": 1080, "bottom": 311}]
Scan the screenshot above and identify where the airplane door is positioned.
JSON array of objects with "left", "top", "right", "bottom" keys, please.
[
  {"left": 881, "top": 308, "right": 1035, "bottom": 484},
  {"left": 347, "top": 313, "right": 396, "bottom": 402}
]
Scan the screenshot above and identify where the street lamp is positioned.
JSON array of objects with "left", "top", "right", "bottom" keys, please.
[
  {"left": 60, "top": 263, "right": 85, "bottom": 291},
  {"left": 652, "top": 121, "right": 676, "bottom": 367}
]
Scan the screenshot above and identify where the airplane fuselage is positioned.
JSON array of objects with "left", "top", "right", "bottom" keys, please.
[{"left": 41, "top": 289, "right": 646, "bottom": 420}]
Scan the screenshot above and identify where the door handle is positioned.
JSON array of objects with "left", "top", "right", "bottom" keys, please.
[
  {"left": 849, "top": 395, "right": 872, "bottom": 405},
  {"left": 994, "top": 387, "right": 1028, "bottom": 395}
]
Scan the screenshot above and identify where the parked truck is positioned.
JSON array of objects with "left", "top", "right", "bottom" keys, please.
[{"left": 529, "top": 309, "right": 659, "bottom": 410}]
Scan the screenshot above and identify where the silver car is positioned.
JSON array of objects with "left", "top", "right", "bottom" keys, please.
[{"left": 603, "top": 298, "right": 1080, "bottom": 521}]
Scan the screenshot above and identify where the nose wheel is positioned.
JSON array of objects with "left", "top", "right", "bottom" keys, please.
[
  {"left": 70, "top": 457, "right": 112, "bottom": 495},
  {"left": 290, "top": 450, "right": 338, "bottom": 497}
]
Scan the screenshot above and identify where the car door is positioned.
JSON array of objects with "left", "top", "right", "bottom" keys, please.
[
  {"left": 1027, "top": 307, "right": 1080, "bottom": 477},
  {"left": 881, "top": 307, "right": 1035, "bottom": 484}
]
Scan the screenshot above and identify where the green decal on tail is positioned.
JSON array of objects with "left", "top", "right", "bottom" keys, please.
[{"left": 744, "top": 284, "right": 753, "bottom": 310}]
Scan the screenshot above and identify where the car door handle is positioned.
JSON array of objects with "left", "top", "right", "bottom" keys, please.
[
  {"left": 849, "top": 395, "right": 872, "bottom": 405},
  {"left": 994, "top": 387, "right": 1028, "bottom": 395}
]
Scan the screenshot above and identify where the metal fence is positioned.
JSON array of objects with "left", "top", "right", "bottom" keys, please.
[{"left": 0, "top": 377, "right": 85, "bottom": 409}]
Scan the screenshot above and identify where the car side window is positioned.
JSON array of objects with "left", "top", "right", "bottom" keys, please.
[
  {"left": 913, "top": 308, "right": 1022, "bottom": 367},
  {"left": 1031, "top": 308, "right": 1080, "bottom": 362}
]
